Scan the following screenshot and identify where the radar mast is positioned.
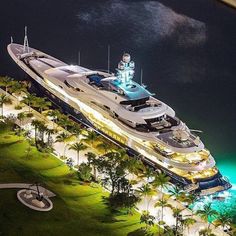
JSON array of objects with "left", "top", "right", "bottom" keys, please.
[
  {"left": 116, "top": 53, "right": 135, "bottom": 84},
  {"left": 23, "top": 26, "right": 29, "bottom": 53}
]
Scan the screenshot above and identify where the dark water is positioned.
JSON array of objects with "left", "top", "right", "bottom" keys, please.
[{"left": 1, "top": 0, "right": 236, "bottom": 220}]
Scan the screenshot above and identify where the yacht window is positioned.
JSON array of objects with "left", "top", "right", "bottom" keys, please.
[
  {"left": 104, "top": 105, "right": 110, "bottom": 110},
  {"left": 120, "top": 97, "right": 149, "bottom": 106},
  {"left": 64, "top": 80, "right": 73, "bottom": 88},
  {"left": 145, "top": 115, "right": 165, "bottom": 124}
]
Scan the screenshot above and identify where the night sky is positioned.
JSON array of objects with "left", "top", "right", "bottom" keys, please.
[{"left": 1, "top": 0, "right": 236, "bottom": 185}]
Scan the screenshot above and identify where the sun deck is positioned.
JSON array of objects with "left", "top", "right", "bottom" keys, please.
[{"left": 157, "top": 131, "right": 203, "bottom": 149}]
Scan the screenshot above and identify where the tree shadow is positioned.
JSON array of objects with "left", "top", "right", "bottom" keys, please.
[
  {"left": 0, "top": 140, "right": 23, "bottom": 148},
  {"left": 128, "top": 228, "right": 154, "bottom": 236},
  {"left": 96, "top": 214, "right": 124, "bottom": 223},
  {"left": 91, "top": 196, "right": 127, "bottom": 223}
]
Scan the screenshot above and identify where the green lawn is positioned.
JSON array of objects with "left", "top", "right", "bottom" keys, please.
[{"left": 0, "top": 124, "right": 150, "bottom": 236}]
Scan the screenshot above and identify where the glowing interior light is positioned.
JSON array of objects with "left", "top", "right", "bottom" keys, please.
[
  {"left": 44, "top": 78, "right": 217, "bottom": 181},
  {"left": 45, "top": 78, "right": 125, "bottom": 136}
]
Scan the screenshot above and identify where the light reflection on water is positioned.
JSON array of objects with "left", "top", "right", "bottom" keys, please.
[
  {"left": 192, "top": 189, "right": 236, "bottom": 222},
  {"left": 192, "top": 157, "right": 236, "bottom": 223}
]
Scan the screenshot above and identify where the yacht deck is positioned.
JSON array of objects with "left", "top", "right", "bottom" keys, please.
[{"left": 157, "top": 131, "right": 202, "bottom": 149}]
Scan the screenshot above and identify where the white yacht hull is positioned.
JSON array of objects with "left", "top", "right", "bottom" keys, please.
[{"left": 7, "top": 43, "right": 231, "bottom": 195}]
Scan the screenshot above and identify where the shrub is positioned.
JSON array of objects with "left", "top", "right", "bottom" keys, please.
[
  {"left": 60, "top": 156, "right": 67, "bottom": 160},
  {"left": 108, "top": 192, "right": 140, "bottom": 214},
  {"left": 78, "top": 163, "right": 92, "bottom": 182},
  {"left": 14, "top": 105, "right": 22, "bottom": 110},
  {"left": 26, "top": 112, "right": 34, "bottom": 118}
]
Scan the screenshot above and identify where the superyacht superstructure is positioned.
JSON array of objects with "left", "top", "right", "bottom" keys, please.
[{"left": 7, "top": 31, "right": 231, "bottom": 195}]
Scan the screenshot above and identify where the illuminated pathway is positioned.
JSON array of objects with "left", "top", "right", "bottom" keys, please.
[{"left": 0, "top": 88, "right": 229, "bottom": 236}]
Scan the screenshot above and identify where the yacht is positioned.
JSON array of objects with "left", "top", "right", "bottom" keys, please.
[
  {"left": 219, "top": 0, "right": 236, "bottom": 9},
  {"left": 7, "top": 30, "right": 231, "bottom": 196}
]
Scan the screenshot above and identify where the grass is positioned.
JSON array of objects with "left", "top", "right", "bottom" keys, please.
[{"left": 0, "top": 123, "right": 158, "bottom": 236}]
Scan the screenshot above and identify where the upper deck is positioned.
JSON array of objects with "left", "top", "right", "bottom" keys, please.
[
  {"left": 46, "top": 65, "right": 152, "bottom": 101},
  {"left": 8, "top": 43, "right": 205, "bottom": 153}
]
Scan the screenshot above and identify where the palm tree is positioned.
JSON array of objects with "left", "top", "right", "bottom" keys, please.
[
  {"left": 69, "top": 142, "right": 88, "bottom": 165},
  {"left": 83, "top": 130, "right": 98, "bottom": 147},
  {"left": 140, "top": 210, "right": 155, "bottom": 232},
  {"left": 116, "top": 148, "right": 130, "bottom": 160},
  {"left": 137, "top": 183, "right": 156, "bottom": 211},
  {"left": 55, "top": 132, "right": 73, "bottom": 157},
  {"left": 0, "top": 94, "right": 12, "bottom": 117},
  {"left": 141, "top": 166, "right": 155, "bottom": 182},
  {"left": 152, "top": 172, "right": 170, "bottom": 201},
  {"left": 182, "top": 217, "right": 196, "bottom": 234},
  {"left": 8, "top": 80, "right": 27, "bottom": 96},
  {"left": 168, "top": 185, "right": 184, "bottom": 201},
  {"left": 196, "top": 203, "right": 218, "bottom": 230},
  {"left": 214, "top": 212, "right": 232, "bottom": 235},
  {"left": 184, "top": 193, "right": 198, "bottom": 217},
  {"left": 86, "top": 152, "right": 97, "bottom": 163},
  {"left": 0, "top": 76, "right": 14, "bottom": 94},
  {"left": 86, "top": 152, "right": 97, "bottom": 178},
  {"left": 37, "top": 122, "right": 47, "bottom": 143},
  {"left": 31, "top": 119, "right": 43, "bottom": 144},
  {"left": 57, "top": 114, "right": 73, "bottom": 131},
  {"left": 96, "top": 141, "right": 111, "bottom": 154},
  {"left": 45, "top": 128, "right": 55, "bottom": 147},
  {"left": 69, "top": 123, "right": 82, "bottom": 138},
  {"left": 172, "top": 207, "right": 183, "bottom": 236},
  {"left": 125, "top": 157, "right": 145, "bottom": 181},
  {"left": 154, "top": 198, "right": 172, "bottom": 224},
  {"left": 46, "top": 109, "right": 61, "bottom": 129},
  {"left": 128, "top": 160, "right": 145, "bottom": 185},
  {"left": 184, "top": 193, "right": 198, "bottom": 206},
  {"left": 47, "top": 109, "right": 59, "bottom": 119},
  {"left": 8, "top": 80, "right": 27, "bottom": 108},
  {"left": 168, "top": 185, "right": 190, "bottom": 205},
  {"left": 22, "top": 93, "right": 38, "bottom": 112},
  {"left": 33, "top": 97, "right": 51, "bottom": 113},
  {"left": 17, "top": 112, "right": 27, "bottom": 127}
]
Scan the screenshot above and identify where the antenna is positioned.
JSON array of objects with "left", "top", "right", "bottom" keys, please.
[
  {"left": 140, "top": 68, "right": 147, "bottom": 88},
  {"left": 140, "top": 68, "right": 143, "bottom": 85},
  {"left": 23, "top": 26, "right": 29, "bottom": 53},
  {"left": 78, "top": 50, "right": 81, "bottom": 66},
  {"left": 10, "top": 36, "right": 13, "bottom": 44},
  {"left": 190, "top": 129, "right": 203, "bottom": 133},
  {"left": 107, "top": 44, "right": 110, "bottom": 73}
]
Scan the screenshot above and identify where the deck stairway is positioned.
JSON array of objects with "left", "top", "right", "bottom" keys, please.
[
  {"left": 200, "top": 186, "right": 224, "bottom": 196},
  {"left": 184, "top": 183, "right": 199, "bottom": 192}
]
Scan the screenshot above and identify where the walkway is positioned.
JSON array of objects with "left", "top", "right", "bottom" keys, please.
[
  {"left": 0, "top": 88, "right": 228, "bottom": 236},
  {"left": 0, "top": 183, "right": 56, "bottom": 198}
]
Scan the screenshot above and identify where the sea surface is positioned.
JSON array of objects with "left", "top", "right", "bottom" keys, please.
[{"left": 1, "top": 0, "right": 236, "bottom": 222}]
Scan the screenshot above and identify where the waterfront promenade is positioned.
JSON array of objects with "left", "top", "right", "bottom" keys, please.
[{"left": 0, "top": 88, "right": 229, "bottom": 236}]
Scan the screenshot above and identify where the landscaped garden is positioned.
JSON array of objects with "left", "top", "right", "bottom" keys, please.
[
  {"left": 0, "top": 76, "right": 235, "bottom": 236},
  {"left": 0, "top": 123, "right": 148, "bottom": 236}
]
